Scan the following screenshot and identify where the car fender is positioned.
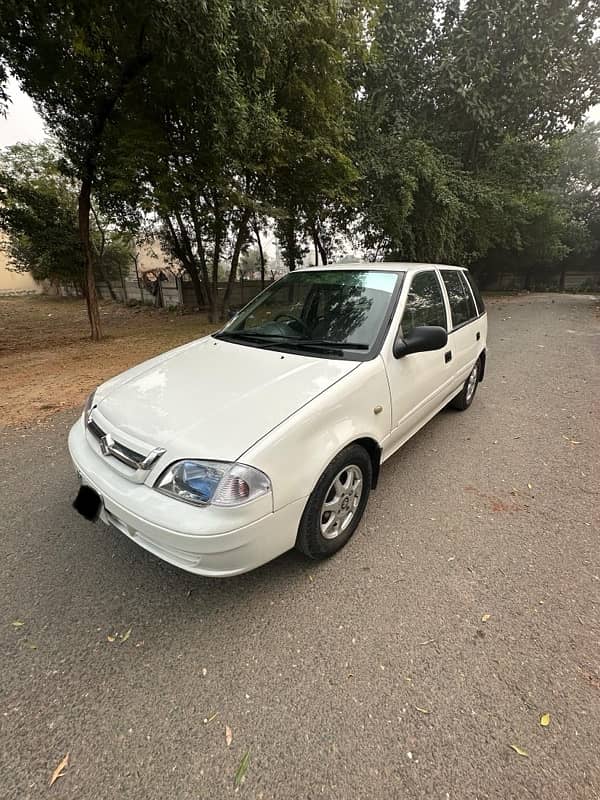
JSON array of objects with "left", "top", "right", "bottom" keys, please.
[{"left": 240, "top": 356, "right": 392, "bottom": 511}]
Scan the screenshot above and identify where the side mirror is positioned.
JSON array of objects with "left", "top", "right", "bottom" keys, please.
[{"left": 393, "top": 325, "right": 448, "bottom": 359}]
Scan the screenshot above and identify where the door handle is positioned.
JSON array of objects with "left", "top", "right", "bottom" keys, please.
[
  {"left": 476, "top": 331, "right": 481, "bottom": 341},
  {"left": 445, "top": 350, "right": 452, "bottom": 363}
]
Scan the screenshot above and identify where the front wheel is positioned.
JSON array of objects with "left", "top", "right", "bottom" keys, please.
[
  {"left": 295, "top": 444, "right": 372, "bottom": 560},
  {"left": 450, "top": 360, "right": 480, "bottom": 411}
]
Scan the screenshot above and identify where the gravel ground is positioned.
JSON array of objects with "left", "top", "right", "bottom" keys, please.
[{"left": 1, "top": 292, "right": 599, "bottom": 800}]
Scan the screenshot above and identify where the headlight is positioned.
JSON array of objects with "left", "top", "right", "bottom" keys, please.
[
  {"left": 154, "top": 460, "right": 271, "bottom": 507},
  {"left": 83, "top": 389, "right": 96, "bottom": 424}
]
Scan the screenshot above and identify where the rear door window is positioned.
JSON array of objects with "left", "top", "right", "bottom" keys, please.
[{"left": 441, "top": 270, "right": 477, "bottom": 328}]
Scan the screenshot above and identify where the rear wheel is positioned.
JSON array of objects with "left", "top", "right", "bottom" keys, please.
[
  {"left": 296, "top": 445, "right": 372, "bottom": 560},
  {"left": 450, "top": 360, "right": 480, "bottom": 411}
]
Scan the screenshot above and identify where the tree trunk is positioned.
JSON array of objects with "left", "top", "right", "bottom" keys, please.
[
  {"left": 211, "top": 197, "right": 223, "bottom": 303},
  {"left": 253, "top": 216, "right": 266, "bottom": 290},
  {"left": 221, "top": 209, "right": 252, "bottom": 319},
  {"left": 118, "top": 258, "right": 127, "bottom": 302},
  {"left": 133, "top": 253, "right": 145, "bottom": 304},
  {"left": 186, "top": 263, "right": 205, "bottom": 309},
  {"left": 186, "top": 201, "right": 215, "bottom": 319},
  {"left": 559, "top": 269, "right": 566, "bottom": 292},
  {"left": 166, "top": 213, "right": 208, "bottom": 309},
  {"left": 283, "top": 216, "right": 297, "bottom": 271},
  {"left": 315, "top": 227, "right": 327, "bottom": 265},
  {"left": 78, "top": 178, "right": 102, "bottom": 341},
  {"left": 90, "top": 202, "right": 116, "bottom": 300}
]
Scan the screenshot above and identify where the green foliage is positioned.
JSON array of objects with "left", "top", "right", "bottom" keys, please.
[
  {"left": 1, "top": 0, "right": 598, "bottom": 297},
  {"left": 0, "top": 142, "right": 130, "bottom": 287},
  {"left": 239, "top": 247, "right": 269, "bottom": 276},
  {"left": 0, "top": 142, "right": 82, "bottom": 285},
  {"left": 352, "top": 0, "right": 600, "bottom": 277}
]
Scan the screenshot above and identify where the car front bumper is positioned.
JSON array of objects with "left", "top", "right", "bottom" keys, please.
[{"left": 68, "top": 419, "right": 305, "bottom": 577}]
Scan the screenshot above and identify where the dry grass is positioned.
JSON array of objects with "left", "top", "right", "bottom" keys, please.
[{"left": 0, "top": 295, "right": 217, "bottom": 428}]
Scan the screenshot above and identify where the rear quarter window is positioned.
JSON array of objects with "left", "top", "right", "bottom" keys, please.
[{"left": 463, "top": 271, "right": 485, "bottom": 315}]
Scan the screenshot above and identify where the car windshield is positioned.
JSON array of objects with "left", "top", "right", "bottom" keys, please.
[{"left": 216, "top": 269, "right": 402, "bottom": 358}]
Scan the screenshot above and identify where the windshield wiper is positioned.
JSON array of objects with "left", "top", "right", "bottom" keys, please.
[
  {"left": 215, "top": 331, "right": 291, "bottom": 348},
  {"left": 216, "top": 331, "right": 369, "bottom": 353},
  {"left": 293, "top": 339, "right": 369, "bottom": 350}
]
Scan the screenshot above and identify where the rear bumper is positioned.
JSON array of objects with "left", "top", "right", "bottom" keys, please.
[{"left": 68, "top": 419, "right": 305, "bottom": 577}]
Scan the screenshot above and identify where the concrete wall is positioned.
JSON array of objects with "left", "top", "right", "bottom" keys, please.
[
  {"left": 96, "top": 276, "right": 270, "bottom": 310},
  {"left": 0, "top": 241, "right": 42, "bottom": 295},
  {"left": 484, "top": 270, "right": 600, "bottom": 292}
]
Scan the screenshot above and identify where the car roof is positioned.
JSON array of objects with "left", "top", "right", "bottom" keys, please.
[{"left": 295, "top": 262, "right": 466, "bottom": 273}]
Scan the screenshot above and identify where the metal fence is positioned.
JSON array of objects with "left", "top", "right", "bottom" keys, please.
[
  {"left": 479, "top": 271, "right": 600, "bottom": 292},
  {"left": 92, "top": 269, "right": 600, "bottom": 310},
  {"left": 95, "top": 276, "right": 270, "bottom": 310}
]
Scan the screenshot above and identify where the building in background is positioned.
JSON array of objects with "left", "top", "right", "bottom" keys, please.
[{"left": 0, "top": 234, "right": 42, "bottom": 295}]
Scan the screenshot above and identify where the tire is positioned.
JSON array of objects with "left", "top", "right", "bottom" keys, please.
[
  {"left": 450, "top": 359, "right": 480, "bottom": 411},
  {"left": 296, "top": 444, "right": 372, "bottom": 560}
]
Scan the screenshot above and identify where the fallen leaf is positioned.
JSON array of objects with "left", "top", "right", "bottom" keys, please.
[
  {"left": 481, "top": 614, "right": 491, "bottom": 623},
  {"left": 12, "top": 620, "right": 25, "bottom": 627},
  {"left": 225, "top": 725, "right": 233, "bottom": 747},
  {"left": 234, "top": 750, "right": 250, "bottom": 788},
  {"left": 50, "top": 753, "right": 69, "bottom": 786},
  {"left": 120, "top": 628, "right": 132, "bottom": 643},
  {"left": 415, "top": 707, "right": 430, "bottom": 714},
  {"left": 509, "top": 744, "right": 528, "bottom": 757},
  {"left": 107, "top": 635, "right": 116, "bottom": 642},
  {"left": 540, "top": 713, "right": 550, "bottom": 727}
]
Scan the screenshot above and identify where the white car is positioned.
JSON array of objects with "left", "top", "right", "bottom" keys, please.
[{"left": 69, "top": 263, "right": 487, "bottom": 577}]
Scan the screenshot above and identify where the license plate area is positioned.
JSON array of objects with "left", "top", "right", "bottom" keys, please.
[{"left": 73, "top": 485, "right": 102, "bottom": 522}]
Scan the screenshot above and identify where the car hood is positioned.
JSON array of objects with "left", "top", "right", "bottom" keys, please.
[{"left": 95, "top": 336, "right": 360, "bottom": 463}]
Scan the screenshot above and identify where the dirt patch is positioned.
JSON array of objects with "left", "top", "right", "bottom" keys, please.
[
  {"left": 463, "top": 484, "right": 528, "bottom": 512},
  {"left": 0, "top": 295, "right": 217, "bottom": 428}
]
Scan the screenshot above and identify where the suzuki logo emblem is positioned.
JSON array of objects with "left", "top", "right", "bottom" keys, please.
[{"left": 100, "top": 433, "right": 114, "bottom": 457}]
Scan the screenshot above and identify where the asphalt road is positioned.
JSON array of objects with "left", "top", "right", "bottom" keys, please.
[{"left": 2, "top": 293, "right": 599, "bottom": 800}]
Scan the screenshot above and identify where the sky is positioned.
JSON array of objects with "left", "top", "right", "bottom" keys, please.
[
  {"left": 2, "top": 75, "right": 600, "bottom": 149},
  {"left": 0, "top": 77, "right": 46, "bottom": 147}
]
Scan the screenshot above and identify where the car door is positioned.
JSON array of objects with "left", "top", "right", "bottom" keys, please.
[
  {"left": 383, "top": 269, "right": 453, "bottom": 451},
  {"left": 439, "top": 269, "right": 483, "bottom": 391}
]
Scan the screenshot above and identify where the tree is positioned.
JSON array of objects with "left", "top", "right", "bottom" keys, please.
[
  {"left": 239, "top": 247, "right": 269, "bottom": 278},
  {"left": 0, "top": 141, "right": 130, "bottom": 291},
  {"left": 552, "top": 123, "right": 600, "bottom": 288},
  {"left": 137, "top": 0, "right": 362, "bottom": 315},
  {"left": 351, "top": 0, "right": 600, "bottom": 273},
  {"left": 0, "top": 142, "right": 84, "bottom": 289},
  {"left": 0, "top": 1, "right": 225, "bottom": 338}
]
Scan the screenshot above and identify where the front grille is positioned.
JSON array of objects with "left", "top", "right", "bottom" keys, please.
[
  {"left": 87, "top": 416, "right": 147, "bottom": 468},
  {"left": 87, "top": 418, "right": 105, "bottom": 441}
]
